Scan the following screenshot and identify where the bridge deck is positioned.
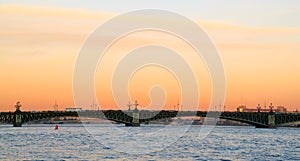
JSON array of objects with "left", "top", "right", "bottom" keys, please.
[{"left": 1, "top": 110, "right": 300, "bottom": 128}]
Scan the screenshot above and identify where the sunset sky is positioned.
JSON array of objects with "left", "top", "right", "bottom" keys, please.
[{"left": 1, "top": 1, "right": 300, "bottom": 111}]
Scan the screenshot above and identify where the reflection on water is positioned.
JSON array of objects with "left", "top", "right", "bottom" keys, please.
[{"left": 0, "top": 124, "right": 299, "bottom": 160}]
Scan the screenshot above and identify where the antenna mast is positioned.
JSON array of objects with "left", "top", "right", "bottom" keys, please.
[{"left": 91, "top": 100, "right": 98, "bottom": 111}]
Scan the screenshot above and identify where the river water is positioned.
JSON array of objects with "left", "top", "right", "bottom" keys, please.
[{"left": 0, "top": 124, "right": 299, "bottom": 160}]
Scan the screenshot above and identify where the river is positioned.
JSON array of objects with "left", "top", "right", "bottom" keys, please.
[{"left": 0, "top": 124, "right": 299, "bottom": 160}]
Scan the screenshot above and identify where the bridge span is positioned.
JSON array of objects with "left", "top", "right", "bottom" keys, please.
[{"left": 1, "top": 102, "right": 300, "bottom": 128}]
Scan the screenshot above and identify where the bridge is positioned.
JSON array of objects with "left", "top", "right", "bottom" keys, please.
[{"left": 1, "top": 102, "right": 300, "bottom": 128}]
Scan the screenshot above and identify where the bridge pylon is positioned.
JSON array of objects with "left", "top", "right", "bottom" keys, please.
[
  {"left": 125, "top": 100, "right": 140, "bottom": 126},
  {"left": 267, "top": 113, "right": 276, "bottom": 128},
  {"left": 13, "top": 101, "right": 22, "bottom": 127},
  {"left": 125, "top": 111, "right": 140, "bottom": 126}
]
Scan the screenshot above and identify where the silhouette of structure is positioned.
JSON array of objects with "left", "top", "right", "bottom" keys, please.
[{"left": 1, "top": 101, "right": 299, "bottom": 128}]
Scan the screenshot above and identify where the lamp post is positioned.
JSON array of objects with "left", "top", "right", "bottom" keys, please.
[
  {"left": 257, "top": 104, "right": 261, "bottom": 113},
  {"left": 269, "top": 103, "right": 274, "bottom": 113},
  {"left": 127, "top": 101, "right": 131, "bottom": 111}
]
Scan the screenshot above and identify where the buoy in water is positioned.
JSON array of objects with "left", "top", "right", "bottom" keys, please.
[{"left": 54, "top": 124, "right": 58, "bottom": 130}]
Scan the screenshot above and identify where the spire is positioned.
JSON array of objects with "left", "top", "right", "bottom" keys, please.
[{"left": 53, "top": 100, "right": 58, "bottom": 111}]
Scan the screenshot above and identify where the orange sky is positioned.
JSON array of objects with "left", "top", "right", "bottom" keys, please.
[{"left": 1, "top": 5, "right": 300, "bottom": 112}]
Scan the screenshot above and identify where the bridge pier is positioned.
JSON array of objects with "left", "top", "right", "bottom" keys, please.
[
  {"left": 255, "top": 125, "right": 266, "bottom": 128},
  {"left": 13, "top": 121, "right": 22, "bottom": 127},
  {"left": 126, "top": 111, "right": 140, "bottom": 127},
  {"left": 267, "top": 113, "right": 276, "bottom": 128},
  {"left": 13, "top": 112, "right": 22, "bottom": 127},
  {"left": 124, "top": 101, "right": 140, "bottom": 127},
  {"left": 125, "top": 123, "right": 140, "bottom": 127},
  {"left": 255, "top": 125, "right": 277, "bottom": 128},
  {"left": 255, "top": 124, "right": 276, "bottom": 128},
  {"left": 13, "top": 101, "right": 22, "bottom": 127},
  {"left": 254, "top": 113, "right": 277, "bottom": 128}
]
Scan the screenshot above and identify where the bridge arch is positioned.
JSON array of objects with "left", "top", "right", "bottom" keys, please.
[{"left": 1, "top": 109, "right": 300, "bottom": 128}]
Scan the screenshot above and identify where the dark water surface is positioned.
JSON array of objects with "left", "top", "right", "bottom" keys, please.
[{"left": 0, "top": 124, "right": 299, "bottom": 160}]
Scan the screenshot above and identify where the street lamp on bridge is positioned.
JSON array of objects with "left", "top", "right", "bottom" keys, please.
[
  {"left": 15, "top": 101, "right": 22, "bottom": 111},
  {"left": 257, "top": 104, "right": 261, "bottom": 113},
  {"left": 133, "top": 100, "right": 138, "bottom": 111},
  {"left": 269, "top": 103, "right": 274, "bottom": 113},
  {"left": 127, "top": 101, "right": 131, "bottom": 111}
]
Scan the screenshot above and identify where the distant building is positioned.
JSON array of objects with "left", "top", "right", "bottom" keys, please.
[
  {"left": 237, "top": 105, "right": 287, "bottom": 113},
  {"left": 276, "top": 106, "right": 287, "bottom": 113},
  {"left": 65, "top": 107, "right": 82, "bottom": 112},
  {"left": 237, "top": 105, "right": 257, "bottom": 112}
]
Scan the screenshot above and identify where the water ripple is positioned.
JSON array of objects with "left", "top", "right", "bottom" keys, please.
[{"left": 0, "top": 125, "right": 299, "bottom": 160}]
